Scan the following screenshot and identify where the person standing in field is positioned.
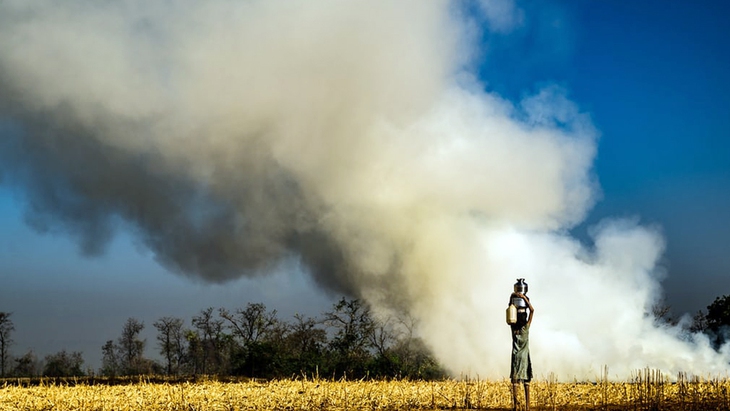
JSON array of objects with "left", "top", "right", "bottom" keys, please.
[{"left": 508, "top": 281, "right": 534, "bottom": 411}]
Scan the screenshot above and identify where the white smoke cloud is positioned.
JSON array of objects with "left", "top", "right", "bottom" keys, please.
[{"left": 0, "top": 0, "right": 727, "bottom": 380}]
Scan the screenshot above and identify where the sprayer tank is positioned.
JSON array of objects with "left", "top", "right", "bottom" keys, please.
[
  {"left": 514, "top": 278, "right": 528, "bottom": 294},
  {"left": 511, "top": 278, "right": 528, "bottom": 308}
]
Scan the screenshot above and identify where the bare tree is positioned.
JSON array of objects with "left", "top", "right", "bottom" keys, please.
[
  {"left": 323, "top": 298, "right": 374, "bottom": 377},
  {"left": 369, "top": 315, "right": 398, "bottom": 359},
  {"left": 284, "top": 313, "right": 326, "bottom": 375},
  {"left": 0, "top": 312, "right": 14, "bottom": 377},
  {"left": 153, "top": 317, "right": 185, "bottom": 375},
  {"left": 324, "top": 298, "right": 374, "bottom": 354},
  {"left": 191, "top": 307, "right": 227, "bottom": 374},
  {"left": 220, "top": 303, "right": 279, "bottom": 346},
  {"left": 117, "top": 318, "right": 146, "bottom": 375},
  {"left": 287, "top": 313, "right": 326, "bottom": 358}
]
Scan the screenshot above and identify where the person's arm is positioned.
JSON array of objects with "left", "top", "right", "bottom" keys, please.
[{"left": 514, "top": 293, "right": 535, "bottom": 326}]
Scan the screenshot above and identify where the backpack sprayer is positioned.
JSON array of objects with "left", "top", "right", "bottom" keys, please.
[{"left": 506, "top": 278, "right": 528, "bottom": 325}]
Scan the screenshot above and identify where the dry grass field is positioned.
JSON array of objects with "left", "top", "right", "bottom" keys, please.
[{"left": 2, "top": 370, "right": 730, "bottom": 410}]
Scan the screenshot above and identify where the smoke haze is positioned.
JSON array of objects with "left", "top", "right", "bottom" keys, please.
[{"left": 0, "top": 0, "right": 726, "bottom": 379}]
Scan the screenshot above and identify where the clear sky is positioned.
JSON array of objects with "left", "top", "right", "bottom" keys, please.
[{"left": 1, "top": 0, "right": 729, "bottom": 372}]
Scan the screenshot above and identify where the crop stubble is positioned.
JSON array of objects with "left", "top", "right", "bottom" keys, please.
[{"left": 2, "top": 371, "right": 730, "bottom": 410}]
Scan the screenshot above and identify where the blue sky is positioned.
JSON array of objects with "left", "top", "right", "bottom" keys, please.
[
  {"left": 477, "top": 0, "right": 730, "bottom": 313},
  {"left": 1, "top": 0, "right": 729, "bottom": 370}
]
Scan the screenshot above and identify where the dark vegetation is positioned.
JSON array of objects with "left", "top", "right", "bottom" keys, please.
[
  {"left": 2, "top": 294, "right": 730, "bottom": 381},
  {"left": 0, "top": 297, "right": 446, "bottom": 380},
  {"left": 653, "top": 294, "right": 730, "bottom": 350}
]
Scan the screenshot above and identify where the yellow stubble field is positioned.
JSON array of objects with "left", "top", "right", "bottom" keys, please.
[{"left": 2, "top": 371, "right": 729, "bottom": 410}]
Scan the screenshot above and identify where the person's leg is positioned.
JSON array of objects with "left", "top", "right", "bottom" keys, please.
[
  {"left": 512, "top": 382, "right": 520, "bottom": 411},
  {"left": 524, "top": 382, "right": 530, "bottom": 411}
]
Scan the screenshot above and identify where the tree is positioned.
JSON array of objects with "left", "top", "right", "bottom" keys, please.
[
  {"left": 323, "top": 298, "right": 375, "bottom": 378},
  {"left": 184, "top": 328, "right": 204, "bottom": 375},
  {"left": 651, "top": 300, "right": 677, "bottom": 325},
  {"left": 191, "top": 307, "right": 228, "bottom": 374},
  {"left": 12, "top": 350, "right": 40, "bottom": 377},
  {"left": 43, "top": 350, "right": 85, "bottom": 377},
  {"left": 100, "top": 317, "right": 155, "bottom": 376},
  {"left": 153, "top": 317, "right": 185, "bottom": 375},
  {"left": 286, "top": 313, "right": 327, "bottom": 363},
  {"left": 118, "top": 317, "right": 146, "bottom": 374},
  {"left": 220, "top": 303, "right": 284, "bottom": 376},
  {"left": 366, "top": 315, "right": 399, "bottom": 377},
  {"left": 705, "top": 294, "right": 730, "bottom": 348},
  {"left": 390, "top": 336, "right": 446, "bottom": 379},
  {"left": 0, "top": 312, "right": 14, "bottom": 377},
  {"left": 689, "top": 310, "right": 709, "bottom": 334},
  {"left": 367, "top": 311, "right": 446, "bottom": 379},
  {"left": 220, "top": 303, "right": 279, "bottom": 346},
  {"left": 101, "top": 340, "right": 120, "bottom": 377}
]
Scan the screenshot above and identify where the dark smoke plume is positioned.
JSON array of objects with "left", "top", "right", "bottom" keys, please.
[{"left": 1, "top": 0, "right": 727, "bottom": 378}]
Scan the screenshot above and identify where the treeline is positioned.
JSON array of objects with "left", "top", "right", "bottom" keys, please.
[
  {"left": 4, "top": 294, "right": 730, "bottom": 380},
  {"left": 1, "top": 298, "right": 447, "bottom": 380}
]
